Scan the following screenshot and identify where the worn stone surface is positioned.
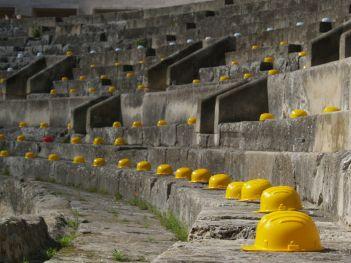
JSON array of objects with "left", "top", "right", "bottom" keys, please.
[
  {"left": 0, "top": 216, "right": 54, "bottom": 262},
  {"left": 154, "top": 238, "right": 351, "bottom": 262}
]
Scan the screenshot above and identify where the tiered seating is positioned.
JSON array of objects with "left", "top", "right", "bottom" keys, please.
[{"left": 2, "top": 0, "right": 351, "bottom": 261}]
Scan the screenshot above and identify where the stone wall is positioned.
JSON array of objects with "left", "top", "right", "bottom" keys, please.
[
  {"left": 0, "top": 97, "right": 90, "bottom": 127},
  {"left": 268, "top": 57, "right": 351, "bottom": 119},
  {"left": 0, "top": 0, "right": 217, "bottom": 16}
]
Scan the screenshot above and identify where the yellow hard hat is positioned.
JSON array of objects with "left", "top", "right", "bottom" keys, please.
[
  {"left": 100, "top": 75, "right": 108, "bottom": 80},
  {"left": 259, "top": 113, "right": 275, "bottom": 121},
  {"left": 93, "top": 157, "right": 106, "bottom": 167},
  {"left": 132, "top": 121, "right": 142, "bottom": 128},
  {"left": 290, "top": 109, "right": 308, "bottom": 119},
  {"left": 225, "top": 182, "right": 245, "bottom": 200},
  {"left": 126, "top": 72, "right": 135, "bottom": 78},
  {"left": 187, "top": 117, "right": 197, "bottom": 125},
  {"left": 251, "top": 44, "right": 260, "bottom": 50},
  {"left": 69, "top": 88, "right": 77, "bottom": 94},
  {"left": 108, "top": 86, "right": 116, "bottom": 94},
  {"left": 192, "top": 79, "right": 200, "bottom": 84},
  {"left": 16, "top": 134, "right": 25, "bottom": 142},
  {"left": 114, "top": 137, "right": 125, "bottom": 146},
  {"left": 298, "top": 51, "right": 307, "bottom": 57},
  {"left": 117, "top": 158, "right": 130, "bottom": 168},
  {"left": 93, "top": 137, "right": 104, "bottom": 145},
  {"left": 73, "top": 155, "right": 85, "bottom": 164},
  {"left": 90, "top": 64, "right": 96, "bottom": 68},
  {"left": 190, "top": 168, "right": 211, "bottom": 183},
  {"left": 88, "top": 87, "right": 97, "bottom": 94},
  {"left": 240, "top": 178, "right": 272, "bottom": 202},
  {"left": 258, "top": 186, "right": 302, "bottom": 213},
  {"left": 19, "top": 121, "right": 27, "bottom": 128},
  {"left": 48, "top": 153, "right": 60, "bottom": 161},
  {"left": 0, "top": 133, "right": 5, "bottom": 141},
  {"left": 156, "top": 164, "right": 173, "bottom": 176},
  {"left": 206, "top": 173, "right": 232, "bottom": 190},
  {"left": 39, "top": 122, "right": 49, "bottom": 129},
  {"left": 70, "top": 136, "right": 82, "bottom": 144},
  {"left": 79, "top": 75, "right": 86, "bottom": 81},
  {"left": 268, "top": 69, "right": 279, "bottom": 75},
  {"left": 323, "top": 106, "right": 340, "bottom": 113},
  {"left": 0, "top": 150, "right": 9, "bottom": 157},
  {"left": 174, "top": 167, "right": 192, "bottom": 179},
  {"left": 136, "top": 161, "right": 151, "bottom": 171},
  {"left": 112, "top": 121, "right": 121, "bottom": 128},
  {"left": 279, "top": 40, "right": 288, "bottom": 46},
  {"left": 139, "top": 60, "right": 145, "bottom": 65},
  {"left": 66, "top": 50, "right": 73, "bottom": 56},
  {"left": 24, "top": 152, "right": 36, "bottom": 159},
  {"left": 157, "top": 119, "right": 167, "bottom": 127},
  {"left": 231, "top": 60, "right": 239, "bottom": 65},
  {"left": 243, "top": 73, "right": 253, "bottom": 79},
  {"left": 137, "top": 84, "right": 145, "bottom": 90},
  {"left": 67, "top": 122, "right": 73, "bottom": 130},
  {"left": 263, "top": 56, "right": 274, "bottom": 63},
  {"left": 61, "top": 76, "right": 68, "bottom": 81},
  {"left": 219, "top": 75, "right": 230, "bottom": 82},
  {"left": 114, "top": 61, "right": 121, "bottom": 67},
  {"left": 50, "top": 89, "right": 57, "bottom": 95},
  {"left": 242, "top": 211, "right": 323, "bottom": 252}
]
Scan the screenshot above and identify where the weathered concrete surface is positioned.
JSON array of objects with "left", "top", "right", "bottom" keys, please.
[
  {"left": 4, "top": 57, "right": 46, "bottom": 99},
  {"left": 154, "top": 237, "right": 351, "bottom": 262},
  {"left": 218, "top": 110, "right": 351, "bottom": 153},
  {"left": 118, "top": 85, "right": 222, "bottom": 127},
  {"left": 0, "top": 174, "right": 176, "bottom": 262},
  {"left": 214, "top": 77, "right": 268, "bottom": 134},
  {"left": 147, "top": 41, "right": 202, "bottom": 91},
  {"left": 89, "top": 124, "right": 195, "bottom": 147},
  {"left": 72, "top": 96, "right": 107, "bottom": 134},
  {"left": 38, "top": 180, "right": 176, "bottom": 262},
  {"left": 1, "top": 148, "right": 351, "bottom": 227},
  {"left": 168, "top": 36, "right": 236, "bottom": 85},
  {"left": 309, "top": 20, "right": 351, "bottom": 67},
  {"left": 196, "top": 80, "right": 247, "bottom": 134},
  {"left": 268, "top": 57, "right": 351, "bottom": 119},
  {"left": 2, "top": 158, "right": 351, "bottom": 262},
  {"left": 0, "top": 97, "right": 90, "bottom": 127},
  {"left": 28, "top": 56, "right": 76, "bottom": 94},
  {"left": 0, "top": 216, "right": 53, "bottom": 262},
  {"left": 86, "top": 95, "right": 121, "bottom": 131}
]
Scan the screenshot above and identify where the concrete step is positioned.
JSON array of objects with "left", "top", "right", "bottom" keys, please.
[
  {"left": 1, "top": 156, "right": 351, "bottom": 263},
  {"left": 1, "top": 143, "right": 351, "bottom": 226},
  {"left": 218, "top": 110, "right": 351, "bottom": 153}
]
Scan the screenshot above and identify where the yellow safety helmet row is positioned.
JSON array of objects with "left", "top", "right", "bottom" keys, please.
[{"left": 260, "top": 106, "right": 341, "bottom": 121}]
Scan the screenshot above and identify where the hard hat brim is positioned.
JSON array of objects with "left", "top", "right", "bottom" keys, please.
[
  {"left": 238, "top": 199, "right": 260, "bottom": 203},
  {"left": 202, "top": 186, "right": 227, "bottom": 190},
  {"left": 225, "top": 197, "right": 239, "bottom": 200},
  {"left": 242, "top": 244, "right": 324, "bottom": 252}
]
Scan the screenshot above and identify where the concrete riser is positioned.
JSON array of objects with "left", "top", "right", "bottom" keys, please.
[
  {"left": 1, "top": 146, "right": 351, "bottom": 226},
  {"left": 218, "top": 110, "right": 351, "bottom": 153}
]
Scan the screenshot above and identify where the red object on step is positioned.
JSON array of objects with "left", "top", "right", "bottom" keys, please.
[{"left": 42, "top": 136, "right": 54, "bottom": 143}]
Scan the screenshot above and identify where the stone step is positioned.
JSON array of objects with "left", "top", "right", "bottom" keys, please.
[
  {"left": 1, "top": 145, "right": 351, "bottom": 227},
  {"left": 218, "top": 110, "right": 351, "bottom": 153},
  {"left": 1, "top": 156, "right": 351, "bottom": 263}
]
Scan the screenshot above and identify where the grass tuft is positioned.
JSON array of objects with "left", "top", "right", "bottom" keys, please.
[
  {"left": 112, "top": 249, "right": 130, "bottom": 262},
  {"left": 115, "top": 192, "right": 123, "bottom": 202},
  {"left": 59, "top": 234, "right": 76, "bottom": 247},
  {"left": 128, "top": 197, "right": 188, "bottom": 241},
  {"left": 46, "top": 247, "right": 57, "bottom": 259}
]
